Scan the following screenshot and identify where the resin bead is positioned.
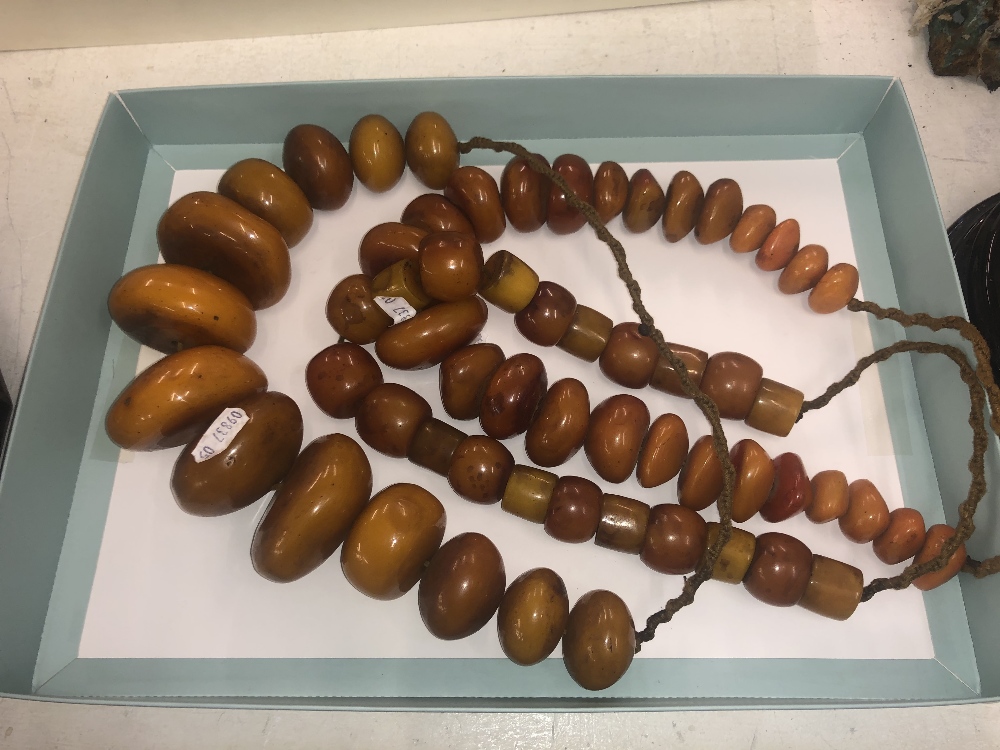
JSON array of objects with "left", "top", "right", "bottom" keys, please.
[
  {"left": 547, "top": 154, "right": 594, "bottom": 235},
  {"left": 501, "top": 465, "right": 557, "bottom": 523},
  {"left": 755, "top": 218, "right": 800, "bottom": 272},
  {"left": 699, "top": 351, "right": 764, "bottom": 420},
  {"left": 744, "top": 378, "right": 805, "bottom": 437},
  {"left": 371, "top": 258, "right": 434, "bottom": 311},
  {"left": 743, "top": 532, "right": 813, "bottom": 607},
  {"left": 544, "top": 475, "right": 603, "bottom": 543},
  {"left": 306, "top": 342, "right": 384, "bottom": 419},
  {"left": 218, "top": 158, "right": 313, "bottom": 248},
  {"left": 326, "top": 274, "right": 393, "bottom": 345},
  {"left": 635, "top": 413, "right": 688, "bottom": 489},
  {"left": 525, "top": 378, "right": 590, "bottom": 467},
  {"left": 839, "top": 479, "right": 891, "bottom": 543},
  {"left": 447, "top": 435, "right": 515, "bottom": 505},
  {"left": 480, "top": 353, "right": 548, "bottom": 439},
  {"left": 354, "top": 383, "right": 432, "bottom": 458},
  {"left": 677, "top": 435, "right": 724, "bottom": 512},
  {"left": 729, "top": 438, "right": 775, "bottom": 523},
  {"left": 599, "top": 322, "right": 659, "bottom": 389},
  {"left": 375, "top": 296, "right": 488, "bottom": 370},
  {"left": 595, "top": 494, "right": 650, "bottom": 554},
  {"left": 662, "top": 171, "right": 704, "bottom": 242},
  {"left": 444, "top": 166, "right": 506, "bottom": 243},
  {"left": 873, "top": 508, "right": 927, "bottom": 565},
  {"left": 778, "top": 244, "right": 828, "bottom": 294},
  {"left": 407, "top": 418, "right": 467, "bottom": 475},
  {"left": 640, "top": 504, "right": 708, "bottom": 575},
  {"left": 913, "top": 524, "right": 967, "bottom": 591},
  {"left": 585, "top": 394, "right": 650, "bottom": 483},
  {"left": 358, "top": 222, "right": 427, "bottom": 278},
  {"left": 694, "top": 178, "right": 743, "bottom": 245},
  {"left": 400, "top": 193, "right": 476, "bottom": 236},
  {"left": 798, "top": 555, "right": 864, "bottom": 620},
  {"left": 282, "top": 124, "right": 354, "bottom": 210},
  {"left": 515, "top": 281, "right": 578, "bottom": 346},
  {"left": 623, "top": 168, "right": 666, "bottom": 233},
  {"left": 404, "top": 111, "right": 460, "bottom": 190},
  {"left": 759, "top": 452, "right": 812, "bottom": 523},
  {"left": 557, "top": 305, "right": 614, "bottom": 362},
  {"left": 349, "top": 114, "right": 405, "bottom": 193},
  {"left": 418, "top": 231, "right": 484, "bottom": 302},
  {"left": 480, "top": 250, "right": 539, "bottom": 313},
  {"left": 439, "top": 343, "right": 506, "bottom": 420},
  {"left": 703, "top": 522, "right": 757, "bottom": 584},
  {"left": 562, "top": 590, "right": 635, "bottom": 691},
  {"left": 649, "top": 343, "right": 708, "bottom": 398},
  {"left": 808, "top": 263, "right": 860, "bottom": 314},
  {"left": 501, "top": 155, "right": 550, "bottom": 232},
  {"left": 807, "top": 469, "right": 849, "bottom": 523},
  {"left": 497, "top": 568, "right": 569, "bottom": 666},
  {"left": 729, "top": 204, "right": 776, "bottom": 253},
  {"left": 593, "top": 161, "right": 628, "bottom": 223}
]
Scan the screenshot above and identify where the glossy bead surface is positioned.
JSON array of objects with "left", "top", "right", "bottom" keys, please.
[
  {"left": 326, "top": 274, "right": 393, "bottom": 345},
  {"left": 444, "top": 166, "right": 506, "bottom": 243},
  {"left": 407, "top": 418, "right": 467, "bottom": 476},
  {"left": 497, "top": 568, "right": 569, "bottom": 666},
  {"left": 375, "top": 296, "right": 488, "bottom": 370},
  {"left": 282, "top": 124, "right": 354, "bottom": 210},
  {"left": 729, "top": 438, "right": 775, "bottom": 522},
  {"left": 623, "top": 168, "right": 666, "bottom": 233},
  {"left": 479, "top": 250, "right": 539, "bottom": 313},
  {"left": 809, "top": 263, "right": 860, "bottom": 314},
  {"left": 418, "top": 231, "right": 484, "bottom": 302},
  {"left": 501, "top": 155, "right": 550, "bottom": 232},
  {"left": 501, "top": 465, "right": 557, "bottom": 523},
  {"left": 694, "top": 178, "right": 743, "bottom": 245},
  {"left": 418, "top": 532, "right": 505, "bottom": 640},
  {"left": 599, "top": 322, "right": 659, "bottom": 389},
  {"left": 557, "top": 305, "right": 614, "bottom": 362},
  {"left": 798, "top": 555, "right": 864, "bottom": 620},
  {"left": 447, "top": 435, "right": 515, "bottom": 505},
  {"left": 593, "top": 161, "right": 628, "bottom": 223},
  {"left": 873, "top": 508, "right": 927, "bottom": 565},
  {"left": 636, "top": 413, "right": 688, "bottom": 489},
  {"left": 547, "top": 154, "right": 594, "bottom": 235},
  {"left": 404, "top": 111, "right": 459, "bottom": 189},
  {"left": 729, "top": 204, "right": 776, "bottom": 253},
  {"left": 662, "top": 171, "right": 704, "bottom": 242},
  {"left": 306, "top": 342, "right": 384, "bottom": 419},
  {"left": 641, "top": 504, "right": 708, "bottom": 575},
  {"left": 439, "top": 343, "right": 506, "bottom": 420},
  {"left": 778, "top": 244, "right": 828, "bottom": 294},
  {"left": 677, "top": 434, "right": 724, "bottom": 511},
  {"left": 755, "top": 218, "right": 800, "bottom": 272},
  {"left": 743, "top": 532, "right": 813, "bottom": 607},
  {"left": 700, "top": 351, "right": 764, "bottom": 420},
  {"left": 562, "top": 591, "right": 635, "bottom": 691},
  {"left": 585, "top": 394, "right": 650, "bottom": 483},
  {"left": 370, "top": 258, "right": 433, "bottom": 312},
  {"left": 525, "top": 378, "right": 590, "bottom": 467},
  {"left": 704, "top": 522, "right": 757, "bottom": 584},
  {"left": 340, "top": 483, "right": 446, "bottom": 600},
  {"left": 515, "top": 281, "right": 577, "bottom": 347},
  {"left": 218, "top": 158, "right": 313, "bottom": 247},
  {"left": 480, "top": 353, "right": 548, "bottom": 439},
  {"left": 595, "top": 494, "right": 650, "bottom": 554},
  {"left": 913, "top": 524, "right": 967, "bottom": 591},
  {"left": 354, "top": 383, "right": 432, "bottom": 457},
  {"left": 544, "top": 475, "right": 602, "bottom": 543},
  {"left": 358, "top": 222, "right": 427, "bottom": 278},
  {"left": 839, "top": 479, "right": 891, "bottom": 543},
  {"left": 744, "top": 378, "right": 804, "bottom": 437},
  {"left": 400, "top": 193, "right": 476, "bottom": 236},
  {"left": 349, "top": 114, "right": 405, "bottom": 193},
  {"left": 807, "top": 470, "right": 849, "bottom": 523},
  {"left": 649, "top": 343, "right": 708, "bottom": 398},
  {"left": 759, "top": 452, "right": 812, "bottom": 523}
]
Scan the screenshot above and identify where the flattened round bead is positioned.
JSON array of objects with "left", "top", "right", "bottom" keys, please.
[
  {"left": 807, "top": 470, "right": 849, "bottom": 524},
  {"left": 585, "top": 394, "right": 650, "bottom": 483},
  {"left": 798, "top": 555, "right": 864, "bottom": 620},
  {"left": 873, "top": 508, "right": 927, "bottom": 565},
  {"left": 593, "top": 161, "right": 628, "bottom": 223},
  {"left": 547, "top": 154, "right": 594, "bottom": 235},
  {"left": 808, "top": 263, "right": 860, "bottom": 314},
  {"left": 838, "top": 479, "right": 890, "bottom": 543},
  {"left": 694, "top": 178, "right": 743, "bottom": 245},
  {"left": 439, "top": 343, "right": 506, "bottom": 420},
  {"left": 755, "top": 218, "right": 800, "bottom": 272},
  {"left": 525, "top": 378, "right": 590, "bottom": 467},
  {"left": 636, "top": 413, "right": 688, "bottom": 489},
  {"left": 778, "top": 244, "right": 828, "bottom": 294},
  {"left": 729, "top": 204, "right": 776, "bottom": 253},
  {"left": 662, "top": 171, "right": 704, "bottom": 243},
  {"left": 913, "top": 524, "right": 967, "bottom": 591},
  {"left": 480, "top": 353, "right": 548, "bottom": 439},
  {"left": 759, "top": 452, "right": 812, "bottom": 523},
  {"left": 677, "top": 434, "right": 724, "bottom": 511},
  {"left": 700, "top": 352, "right": 764, "bottom": 420},
  {"left": 447, "top": 435, "right": 515, "bottom": 505},
  {"left": 623, "top": 168, "right": 666, "bottom": 233},
  {"left": 729, "top": 439, "right": 775, "bottom": 523},
  {"left": 744, "top": 378, "right": 804, "bottom": 437}
]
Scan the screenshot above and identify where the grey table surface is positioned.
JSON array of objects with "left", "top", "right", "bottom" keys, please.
[{"left": 2, "top": 0, "right": 1000, "bottom": 747}]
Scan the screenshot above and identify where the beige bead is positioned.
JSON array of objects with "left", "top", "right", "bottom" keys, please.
[
  {"left": 744, "top": 378, "right": 804, "bottom": 437},
  {"left": 479, "top": 250, "right": 539, "bottom": 313}
]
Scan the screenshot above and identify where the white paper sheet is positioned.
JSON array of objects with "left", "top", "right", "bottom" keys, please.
[{"left": 79, "top": 159, "right": 934, "bottom": 661}]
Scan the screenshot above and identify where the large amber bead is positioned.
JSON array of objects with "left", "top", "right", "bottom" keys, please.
[{"left": 562, "top": 591, "right": 635, "bottom": 691}]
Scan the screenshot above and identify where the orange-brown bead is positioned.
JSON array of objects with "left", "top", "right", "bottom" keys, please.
[
  {"left": 418, "top": 231, "right": 484, "bottom": 302},
  {"left": 599, "top": 322, "right": 660, "bottom": 389},
  {"left": 649, "top": 344, "right": 708, "bottom": 398},
  {"left": 501, "top": 155, "right": 550, "bottom": 232},
  {"left": 662, "top": 171, "right": 704, "bottom": 243},
  {"left": 807, "top": 470, "right": 849, "bottom": 523},
  {"left": 515, "top": 281, "right": 577, "bottom": 347},
  {"left": 623, "top": 168, "right": 666, "bottom": 233},
  {"left": 695, "top": 178, "right": 743, "bottom": 245},
  {"left": 808, "top": 263, "right": 860, "bottom": 314},
  {"left": 544, "top": 475, "right": 602, "bottom": 543},
  {"left": 401, "top": 194, "right": 476, "bottom": 236},
  {"left": 525, "top": 378, "right": 590, "bottom": 467},
  {"left": 729, "top": 204, "right": 776, "bottom": 253},
  {"left": 755, "top": 218, "right": 800, "bottom": 272},
  {"left": 480, "top": 353, "right": 548, "bottom": 439},
  {"left": 677, "top": 435, "right": 724, "bottom": 511},
  {"left": 743, "top": 532, "right": 813, "bottom": 607},
  {"left": 636, "top": 413, "right": 688, "bottom": 489},
  {"left": 593, "top": 161, "right": 628, "bottom": 223},
  {"left": 778, "top": 244, "right": 828, "bottom": 294},
  {"left": 912, "top": 524, "right": 967, "bottom": 591},
  {"left": 759, "top": 452, "right": 812, "bottom": 523},
  {"left": 839, "top": 479, "right": 891, "bottom": 543},
  {"left": 730, "top": 439, "right": 775, "bottom": 523},
  {"left": 444, "top": 166, "right": 506, "bottom": 243},
  {"left": 700, "top": 351, "right": 764, "bottom": 420},
  {"left": 439, "top": 343, "right": 506, "bottom": 420},
  {"left": 447, "top": 435, "right": 515, "bottom": 505},
  {"left": 595, "top": 494, "right": 650, "bottom": 554},
  {"left": 641, "top": 504, "right": 708, "bottom": 575},
  {"left": 873, "top": 508, "right": 927, "bottom": 565},
  {"left": 547, "top": 154, "right": 594, "bottom": 235},
  {"left": 585, "top": 394, "right": 650, "bottom": 483},
  {"left": 354, "top": 383, "right": 431, "bottom": 458}
]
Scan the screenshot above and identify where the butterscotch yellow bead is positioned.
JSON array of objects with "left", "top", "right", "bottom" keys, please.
[
  {"left": 480, "top": 250, "right": 539, "bottom": 313},
  {"left": 501, "top": 465, "right": 557, "bottom": 523},
  {"left": 371, "top": 258, "right": 433, "bottom": 311},
  {"left": 703, "top": 522, "right": 756, "bottom": 584}
]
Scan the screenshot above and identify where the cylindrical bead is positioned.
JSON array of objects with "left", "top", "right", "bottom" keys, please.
[
  {"left": 744, "top": 378, "right": 804, "bottom": 437},
  {"left": 703, "top": 522, "right": 757, "bottom": 584},
  {"left": 798, "top": 555, "right": 864, "bottom": 620},
  {"left": 595, "top": 494, "right": 650, "bottom": 554},
  {"left": 480, "top": 250, "right": 539, "bottom": 313},
  {"left": 371, "top": 258, "right": 434, "bottom": 311},
  {"left": 557, "top": 305, "right": 614, "bottom": 363},
  {"left": 501, "top": 465, "right": 557, "bottom": 523},
  {"left": 407, "top": 418, "right": 467, "bottom": 475}
]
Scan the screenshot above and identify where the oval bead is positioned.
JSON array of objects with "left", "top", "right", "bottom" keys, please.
[
  {"left": 439, "top": 343, "right": 506, "bottom": 420},
  {"left": 662, "top": 171, "right": 704, "bottom": 243},
  {"left": 913, "top": 524, "right": 967, "bottom": 591},
  {"left": 755, "top": 218, "right": 800, "bottom": 272},
  {"left": 404, "top": 111, "right": 459, "bottom": 190},
  {"left": 497, "top": 568, "right": 569, "bottom": 666},
  {"left": 729, "top": 438, "right": 775, "bottom": 523},
  {"left": 563, "top": 591, "right": 635, "bottom": 691},
  {"left": 171, "top": 392, "right": 303, "bottom": 516},
  {"left": 375, "top": 296, "right": 488, "bottom": 370},
  {"left": 358, "top": 222, "right": 428, "bottom": 278},
  {"left": 873, "top": 508, "right": 927, "bottom": 565},
  {"left": 700, "top": 351, "right": 764, "bottom": 420},
  {"left": 418, "top": 532, "right": 506, "bottom": 640},
  {"left": 557, "top": 304, "right": 614, "bottom": 363},
  {"left": 514, "top": 281, "right": 578, "bottom": 347},
  {"left": 479, "top": 249, "right": 539, "bottom": 314},
  {"left": 340, "top": 483, "right": 446, "bottom": 600},
  {"left": 447, "top": 435, "right": 514, "bottom": 505},
  {"left": 401, "top": 193, "right": 476, "bottom": 236},
  {"left": 585, "top": 394, "right": 650, "bottom": 483},
  {"left": 547, "top": 154, "right": 594, "bottom": 235},
  {"left": 282, "top": 123, "right": 354, "bottom": 210},
  {"left": 599, "top": 322, "right": 659, "bottom": 389},
  {"left": 595, "top": 494, "right": 650, "bottom": 554},
  {"left": 808, "top": 263, "right": 860, "bottom": 314},
  {"left": 349, "top": 114, "right": 405, "bottom": 193},
  {"left": 807, "top": 470, "right": 849, "bottom": 523},
  {"left": 407, "top": 418, "right": 466, "bottom": 476},
  {"left": 156, "top": 191, "right": 291, "bottom": 309},
  {"left": 251, "top": 434, "right": 372, "bottom": 582},
  {"left": 501, "top": 155, "right": 550, "bottom": 232},
  {"left": 326, "top": 274, "right": 392, "bottom": 345},
  {"left": 743, "top": 532, "right": 813, "bottom": 607},
  {"left": 694, "top": 178, "right": 743, "bottom": 245},
  {"left": 108, "top": 264, "right": 256, "bottom": 354},
  {"left": 444, "top": 166, "right": 506, "bottom": 243},
  {"left": 636, "top": 413, "right": 689, "bottom": 489},
  {"left": 759, "top": 452, "right": 812, "bottom": 523},
  {"left": 593, "top": 161, "right": 628, "bottom": 223},
  {"left": 649, "top": 343, "right": 708, "bottom": 398},
  {"left": 729, "top": 204, "right": 776, "bottom": 253},
  {"left": 525, "top": 378, "right": 590, "bottom": 467},
  {"left": 778, "top": 244, "right": 828, "bottom": 294},
  {"left": 838, "top": 479, "right": 891, "bottom": 543},
  {"left": 354, "top": 383, "right": 432, "bottom": 458},
  {"left": 677, "top": 434, "right": 724, "bottom": 511},
  {"left": 544, "top": 475, "right": 602, "bottom": 543},
  {"left": 418, "top": 231, "right": 484, "bottom": 302},
  {"left": 480, "top": 353, "right": 548, "bottom": 439},
  {"left": 622, "top": 168, "right": 666, "bottom": 233},
  {"left": 798, "top": 555, "right": 864, "bottom": 621},
  {"left": 218, "top": 157, "right": 313, "bottom": 247},
  {"left": 306, "top": 342, "right": 383, "bottom": 419},
  {"left": 641, "top": 503, "right": 708, "bottom": 575}
]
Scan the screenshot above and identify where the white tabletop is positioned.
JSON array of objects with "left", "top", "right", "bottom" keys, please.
[{"left": 2, "top": 0, "right": 1000, "bottom": 746}]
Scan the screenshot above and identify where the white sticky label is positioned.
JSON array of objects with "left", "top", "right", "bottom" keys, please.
[
  {"left": 191, "top": 408, "right": 249, "bottom": 463},
  {"left": 374, "top": 296, "right": 417, "bottom": 324}
]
